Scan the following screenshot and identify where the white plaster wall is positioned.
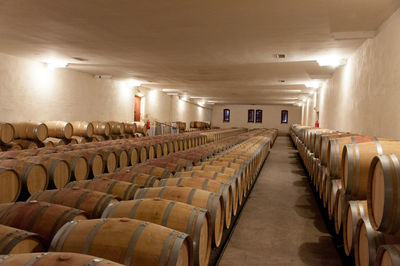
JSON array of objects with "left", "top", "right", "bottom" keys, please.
[
  {"left": 140, "top": 91, "right": 211, "bottom": 125},
  {"left": 211, "top": 104, "right": 301, "bottom": 133},
  {"left": 305, "top": 9, "right": 400, "bottom": 139},
  {"left": 0, "top": 53, "right": 135, "bottom": 122},
  {"left": 0, "top": 53, "right": 212, "bottom": 125}
]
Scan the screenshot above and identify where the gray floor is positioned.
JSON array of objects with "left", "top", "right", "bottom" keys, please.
[{"left": 218, "top": 136, "right": 342, "bottom": 266}]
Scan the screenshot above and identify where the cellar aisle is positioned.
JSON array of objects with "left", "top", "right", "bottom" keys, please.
[{"left": 218, "top": 136, "right": 342, "bottom": 266}]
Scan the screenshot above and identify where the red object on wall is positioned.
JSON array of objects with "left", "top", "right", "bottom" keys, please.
[
  {"left": 134, "top": 96, "right": 141, "bottom": 122},
  {"left": 315, "top": 121, "right": 319, "bottom": 128}
]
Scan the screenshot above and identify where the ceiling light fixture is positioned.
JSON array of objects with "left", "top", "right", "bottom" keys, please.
[
  {"left": 43, "top": 58, "right": 68, "bottom": 69},
  {"left": 127, "top": 79, "right": 143, "bottom": 87},
  {"left": 181, "top": 95, "right": 188, "bottom": 101},
  {"left": 317, "top": 56, "right": 346, "bottom": 68},
  {"left": 305, "top": 81, "right": 321, "bottom": 89}
]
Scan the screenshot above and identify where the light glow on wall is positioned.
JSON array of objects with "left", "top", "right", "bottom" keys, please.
[
  {"left": 30, "top": 62, "right": 55, "bottom": 91},
  {"left": 43, "top": 58, "right": 69, "bottom": 70},
  {"left": 317, "top": 56, "right": 346, "bottom": 68}
]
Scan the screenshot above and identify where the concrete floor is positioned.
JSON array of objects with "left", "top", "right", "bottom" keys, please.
[{"left": 218, "top": 136, "right": 342, "bottom": 266}]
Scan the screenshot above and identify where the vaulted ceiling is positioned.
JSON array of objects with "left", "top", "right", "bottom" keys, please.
[{"left": 0, "top": 0, "right": 399, "bottom": 105}]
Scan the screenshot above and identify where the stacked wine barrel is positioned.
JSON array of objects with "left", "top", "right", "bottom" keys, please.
[
  {"left": 200, "top": 128, "right": 248, "bottom": 143},
  {"left": 190, "top": 121, "right": 211, "bottom": 130},
  {"left": 290, "top": 124, "right": 400, "bottom": 266},
  {"left": 0, "top": 128, "right": 276, "bottom": 266},
  {"left": 0, "top": 128, "right": 242, "bottom": 203}
]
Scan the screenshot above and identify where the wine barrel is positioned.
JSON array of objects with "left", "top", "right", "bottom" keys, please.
[
  {"left": 327, "top": 179, "right": 342, "bottom": 220},
  {"left": 327, "top": 136, "right": 384, "bottom": 178},
  {"left": 343, "top": 200, "right": 368, "bottom": 255},
  {"left": 13, "top": 122, "right": 48, "bottom": 142},
  {"left": 109, "top": 121, "right": 125, "bottom": 135},
  {"left": 157, "top": 177, "right": 233, "bottom": 229},
  {"left": 0, "top": 224, "right": 44, "bottom": 254},
  {"left": 146, "top": 160, "right": 184, "bottom": 174},
  {"left": 96, "top": 172, "right": 161, "bottom": 187},
  {"left": 45, "top": 121, "right": 73, "bottom": 139},
  {"left": 50, "top": 218, "right": 193, "bottom": 266},
  {"left": 0, "top": 123, "right": 15, "bottom": 145},
  {"left": 22, "top": 156, "right": 71, "bottom": 189},
  {"left": 354, "top": 217, "right": 400, "bottom": 266},
  {"left": 96, "top": 150, "right": 117, "bottom": 173},
  {"left": 67, "top": 150, "right": 104, "bottom": 177},
  {"left": 102, "top": 198, "right": 211, "bottom": 266},
  {"left": 367, "top": 153, "right": 400, "bottom": 234},
  {"left": 50, "top": 153, "right": 89, "bottom": 181},
  {"left": 175, "top": 170, "right": 239, "bottom": 215},
  {"left": 376, "top": 244, "right": 400, "bottom": 266},
  {"left": 124, "top": 122, "right": 137, "bottom": 134},
  {"left": 70, "top": 136, "right": 87, "bottom": 144},
  {"left": 65, "top": 179, "right": 140, "bottom": 200},
  {"left": 0, "top": 160, "right": 48, "bottom": 198},
  {"left": 71, "top": 121, "right": 94, "bottom": 138},
  {"left": 0, "top": 143, "right": 23, "bottom": 151},
  {"left": 92, "top": 121, "right": 111, "bottom": 137},
  {"left": 334, "top": 188, "right": 349, "bottom": 234},
  {"left": 126, "top": 146, "right": 138, "bottom": 165},
  {"left": 118, "top": 165, "right": 172, "bottom": 179},
  {"left": 136, "top": 124, "right": 147, "bottom": 135},
  {"left": 342, "top": 141, "right": 400, "bottom": 200},
  {"left": 0, "top": 169, "right": 20, "bottom": 203},
  {"left": 0, "top": 252, "right": 124, "bottom": 265},
  {"left": 67, "top": 138, "right": 78, "bottom": 145},
  {"left": 134, "top": 186, "right": 224, "bottom": 247},
  {"left": 42, "top": 137, "right": 64, "bottom": 147},
  {"left": 11, "top": 139, "right": 41, "bottom": 149},
  {"left": 0, "top": 201, "right": 87, "bottom": 247},
  {"left": 28, "top": 187, "right": 117, "bottom": 218}
]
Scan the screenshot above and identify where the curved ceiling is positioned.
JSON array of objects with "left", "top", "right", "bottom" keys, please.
[{"left": 0, "top": 0, "right": 398, "bottom": 105}]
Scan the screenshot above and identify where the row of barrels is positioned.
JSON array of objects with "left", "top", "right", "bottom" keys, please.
[
  {"left": 0, "top": 132, "right": 211, "bottom": 203},
  {"left": 190, "top": 121, "right": 211, "bottom": 129},
  {"left": 0, "top": 128, "right": 276, "bottom": 266},
  {"left": 200, "top": 128, "right": 249, "bottom": 143},
  {"left": 0, "top": 121, "right": 149, "bottom": 151},
  {"left": 290, "top": 124, "right": 400, "bottom": 266}
]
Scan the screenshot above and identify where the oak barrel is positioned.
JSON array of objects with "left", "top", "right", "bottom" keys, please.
[
  {"left": 28, "top": 187, "right": 117, "bottom": 218},
  {"left": 367, "top": 153, "right": 400, "bottom": 234},
  {"left": 0, "top": 168, "right": 20, "bottom": 203},
  {"left": 66, "top": 178, "right": 140, "bottom": 200},
  {"left": 102, "top": 198, "right": 211, "bottom": 266},
  {"left": 22, "top": 156, "right": 71, "bottom": 189},
  {"left": 0, "top": 224, "right": 44, "bottom": 254},
  {"left": 0, "top": 252, "right": 123, "bottom": 265},
  {"left": 50, "top": 218, "right": 193, "bottom": 266},
  {"left": 342, "top": 141, "right": 400, "bottom": 199},
  {"left": 13, "top": 122, "right": 48, "bottom": 142},
  {"left": 0, "top": 160, "right": 48, "bottom": 198},
  {"left": 157, "top": 177, "right": 233, "bottom": 229},
  {"left": 71, "top": 121, "right": 94, "bottom": 138},
  {"left": 134, "top": 186, "right": 224, "bottom": 247},
  {"left": 0, "top": 201, "right": 87, "bottom": 247},
  {"left": 343, "top": 200, "right": 368, "bottom": 255},
  {"left": 45, "top": 121, "right": 73, "bottom": 139},
  {"left": 92, "top": 121, "right": 111, "bottom": 137},
  {"left": 0, "top": 123, "right": 15, "bottom": 144},
  {"left": 95, "top": 172, "right": 161, "bottom": 187}
]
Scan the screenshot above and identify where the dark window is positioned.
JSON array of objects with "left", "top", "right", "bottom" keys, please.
[
  {"left": 256, "top": 109, "right": 262, "bottom": 123},
  {"left": 281, "top": 110, "right": 288, "bottom": 124},
  {"left": 248, "top": 109, "right": 254, "bottom": 123},
  {"left": 223, "top": 109, "right": 230, "bottom": 122}
]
